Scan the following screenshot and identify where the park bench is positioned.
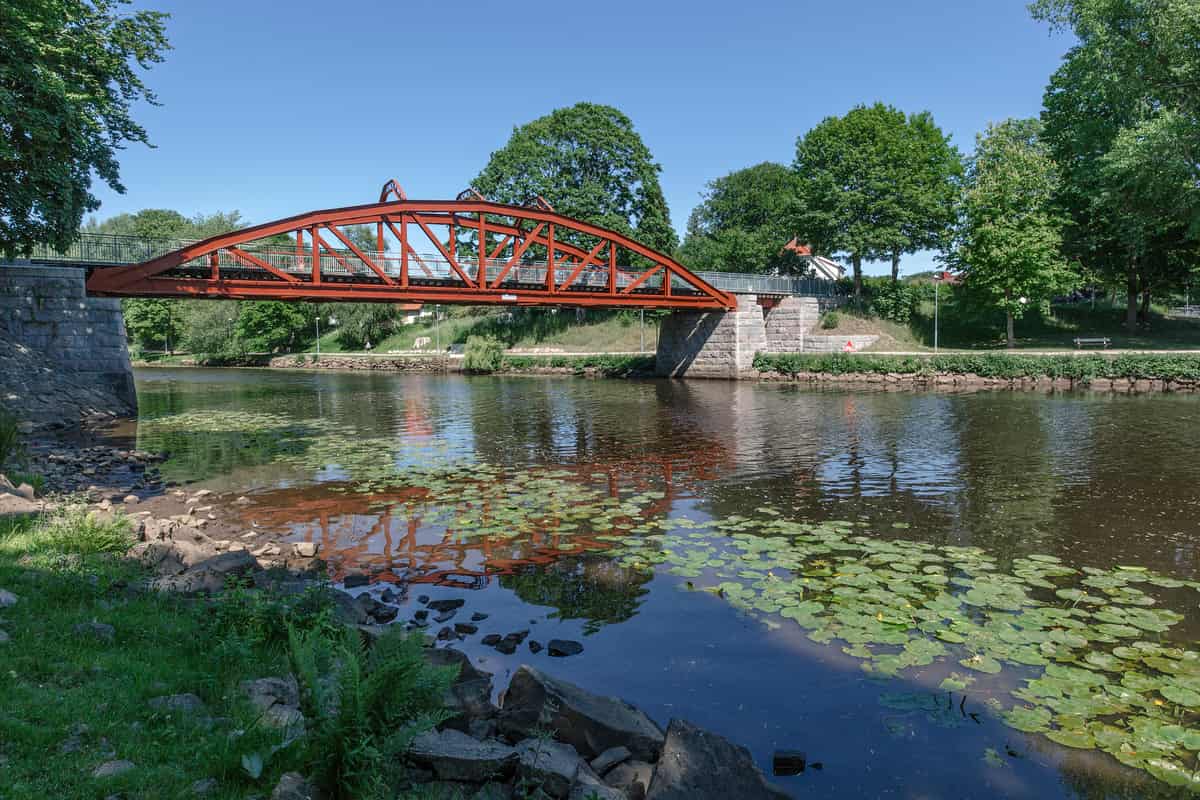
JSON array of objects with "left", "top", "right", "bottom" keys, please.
[{"left": 1074, "top": 337, "right": 1111, "bottom": 349}]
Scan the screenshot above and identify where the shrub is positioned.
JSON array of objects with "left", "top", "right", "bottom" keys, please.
[
  {"left": 462, "top": 335, "right": 505, "bottom": 373},
  {"left": 288, "top": 626, "right": 455, "bottom": 799},
  {"left": 820, "top": 311, "right": 840, "bottom": 330},
  {"left": 866, "top": 279, "right": 919, "bottom": 324},
  {"left": 36, "top": 504, "right": 133, "bottom": 556}
]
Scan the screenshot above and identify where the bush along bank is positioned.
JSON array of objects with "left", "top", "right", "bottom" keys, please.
[
  {"left": 753, "top": 353, "right": 1200, "bottom": 392},
  {"left": 0, "top": 502, "right": 790, "bottom": 800}
]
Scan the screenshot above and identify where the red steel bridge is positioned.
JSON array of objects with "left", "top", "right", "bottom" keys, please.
[{"left": 27, "top": 182, "right": 840, "bottom": 310}]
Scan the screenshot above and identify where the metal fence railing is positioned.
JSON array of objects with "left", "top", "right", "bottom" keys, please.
[{"left": 24, "top": 232, "right": 845, "bottom": 297}]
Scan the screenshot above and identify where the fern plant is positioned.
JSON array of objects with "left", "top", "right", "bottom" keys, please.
[{"left": 288, "top": 625, "right": 457, "bottom": 799}]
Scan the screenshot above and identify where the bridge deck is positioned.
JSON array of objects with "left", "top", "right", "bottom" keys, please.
[{"left": 25, "top": 233, "right": 841, "bottom": 299}]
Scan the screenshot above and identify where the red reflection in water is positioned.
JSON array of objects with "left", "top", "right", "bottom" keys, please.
[{"left": 233, "top": 451, "right": 730, "bottom": 586}]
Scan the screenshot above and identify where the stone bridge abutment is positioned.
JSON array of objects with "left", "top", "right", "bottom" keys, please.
[{"left": 0, "top": 264, "right": 136, "bottom": 429}]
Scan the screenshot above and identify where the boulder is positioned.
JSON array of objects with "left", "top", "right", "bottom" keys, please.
[
  {"left": 427, "top": 598, "right": 465, "bottom": 613},
  {"left": 569, "top": 780, "right": 628, "bottom": 800},
  {"left": 604, "top": 761, "right": 654, "bottom": 800},
  {"left": 408, "top": 728, "right": 518, "bottom": 782},
  {"left": 149, "top": 551, "right": 260, "bottom": 595},
  {"left": 129, "top": 538, "right": 218, "bottom": 576},
  {"left": 0, "top": 630, "right": 9, "bottom": 644},
  {"left": 0, "top": 588, "right": 17, "bottom": 608},
  {"left": 93, "top": 759, "right": 136, "bottom": 778},
  {"left": 499, "top": 666, "right": 665, "bottom": 762},
  {"left": 270, "top": 772, "right": 320, "bottom": 800},
  {"left": 241, "top": 676, "right": 305, "bottom": 735},
  {"left": 0, "top": 491, "right": 40, "bottom": 519},
  {"left": 14, "top": 483, "right": 35, "bottom": 501},
  {"left": 425, "top": 647, "right": 496, "bottom": 728},
  {"left": 293, "top": 541, "right": 319, "bottom": 558},
  {"left": 547, "top": 639, "right": 583, "bottom": 658},
  {"left": 190, "top": 777, "right": 218, "bottom": 795},
  {"left": 471, "top": 783, "right": 514, "bottom": 800},
  {"left": 645, "top": 719, "right": 791, "bottom": 800},
  {"left": 330, "top": 590, "right": 369, "bottom": 625},
  {"left": 516, "top": 739, "right": 599, "bottom": 799},
  {"left": 590, "top": 745, "right": 632, "bottom": 776},
  {"left": 148, "top": 693, "right": 208, "bottom": 718}
]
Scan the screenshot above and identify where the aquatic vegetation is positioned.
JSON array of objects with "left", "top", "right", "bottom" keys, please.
[
  {"left": 137, "top": 405, "right": 1200, "bottom": 790},
  {"left": 604, "top": 513, "right": 1200, "bottom": 790}
]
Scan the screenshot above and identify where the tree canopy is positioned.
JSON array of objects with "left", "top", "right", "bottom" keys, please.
[
  {"left": 678, "top": 162, "right": 803, "bottom": 273},
  {"left": 950, "top": 119, "right": 1073, "bottom": 347},
  {"left": 793, "top": 103, "right": 961, "bottom": 300},
  {"left": 0, "top": 0, "right": 169, "bottom": 257},
  {"left": 1033, "top": 0, "right": 1200, "bottom": 330},
  {"left": 472, "top": 102, "right": 677, "bottom": 254}
]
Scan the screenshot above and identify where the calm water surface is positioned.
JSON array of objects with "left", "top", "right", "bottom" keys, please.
[{"left": 127, "top": 368, "right": 1200, "bottom": 799}]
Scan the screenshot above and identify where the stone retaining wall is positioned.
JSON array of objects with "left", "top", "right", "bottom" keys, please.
[
  {"left": 755, "top": 370, "right": 1200, "bottom": 392},
  {"left": 0, "top": 264, "right": 136, "bottom": 429},
  {"left": 265, "top": 354, "right": 453, "bottom": 372}
]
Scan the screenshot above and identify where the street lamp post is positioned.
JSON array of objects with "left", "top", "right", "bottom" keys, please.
[
  {"left": 933, "top": 275, "right": 940, "bottom": 353},
  {"left": 315, "top": 314, "right": 320, "bottom": 356}
]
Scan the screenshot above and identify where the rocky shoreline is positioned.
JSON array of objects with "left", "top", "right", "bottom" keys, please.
[{"left": 0, "top": 436, "right": 797, "bottom": 799}]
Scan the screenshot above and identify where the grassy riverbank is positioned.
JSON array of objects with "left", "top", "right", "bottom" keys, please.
[
  {"left": 0, "top": 507, "right": 453, "bottom": 800},
  {"left": 753, "top": 352, "right": 1200, "bottom": 382}
]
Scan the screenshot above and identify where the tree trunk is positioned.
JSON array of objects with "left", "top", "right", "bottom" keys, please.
[
  {"left": 1125, "top": 267, "right": 1139, "bottom": 333},
  {"left": 853, "top": 253, "right": 863, "bottom": 307},
  {"left": 1139, "top": 285, "right": 1151, "bottom": 328},
  {"left": 890, "top": 249, "right": 900, "bottom": 283},
  {"left": 1005, "top": 289, "right": 1015, "bottom": 349}
]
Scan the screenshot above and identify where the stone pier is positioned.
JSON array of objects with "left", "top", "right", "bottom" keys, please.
[
  {"left": 655, "top": 295, "right": 767, "bottom": 378},
  {"left": 0, "top": 264, "right": 136, "bottom": 429},
  {"left": 762, "top": 296, "right": 820, "bottom": 353}
]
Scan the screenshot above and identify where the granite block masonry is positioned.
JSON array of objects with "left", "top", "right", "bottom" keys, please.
[
  {"left": 0, "top": 264, "right": 136, "bottom": 429},
  {"left": 656, "top": 294, "right": 768, "bottom": 379}
]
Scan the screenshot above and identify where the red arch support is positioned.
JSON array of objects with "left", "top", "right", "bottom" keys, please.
[{"left": 86, "top": 194, "right": 736, "bottom": 311}]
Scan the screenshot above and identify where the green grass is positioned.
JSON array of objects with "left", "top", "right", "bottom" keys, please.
[
  {"left": 306, "top": 310, "right": 656, "bottom": 355},
  {"left": 907, "top": 300, "right": 1200, "bottom": 351},
  {"left": 0, "top": 506, "right": 452, "bottom": 799}
]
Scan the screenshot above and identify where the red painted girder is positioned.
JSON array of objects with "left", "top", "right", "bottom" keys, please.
[
  {"left": 89, "top": 276, "right": 730, "bottom": 309},
  {"left": 85, "top": 199, "right": 735, "bottom": 309}
]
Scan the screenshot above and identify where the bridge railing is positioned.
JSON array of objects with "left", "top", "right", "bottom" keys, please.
[
  {"left": 28, "top": 232, "right": 844, "bottom": 297},
  {"left": 27, "top": 232, "right": 195, "bottom": 266}
]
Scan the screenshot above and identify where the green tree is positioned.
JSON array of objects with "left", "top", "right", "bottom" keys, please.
[
  {"left": 332, "top": 304, "right": 397, "bottom": 350},
  {"left": 0, "top": 0, "right": 169, "bottom": 257},
  {"left": 87, "top": 210, "right": 246, "bottom": 350},
  {"left": 793, "top": 104, "right": 962, "bottom": 301},
  {"left": 236, "top": 302, "right": 308, "bottom": 353},
  {"left": 678, "top": 162, "right": 803, "bottom": 273},
  {"left": 1033, "top": 0, "right": 1200, "bottom": 331},
  {"left": 472, "top": 102, "right": 677, "bottom": 254},
  {"left": 950, "top": 119, "right": 1073, "bottom": 348},
  {"left": 123, "top": 298, "right": 181, "bottom": 352}
]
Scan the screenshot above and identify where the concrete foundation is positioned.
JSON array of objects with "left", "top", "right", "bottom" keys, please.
[{"left": 0, "top": 264, "right": 136, "bottom": 428}]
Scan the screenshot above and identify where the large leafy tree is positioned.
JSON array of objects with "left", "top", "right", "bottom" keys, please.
[
  {"left": 472, "top": 102, "right": 677, "bottom": 254},
  {"left": 1033, "top": 0, "right": 1200, "bottom": 330},
  {"left": 950, "top": 119, "right": 1073, "bottom": 348},
  {"left": 678, "top": 162, "right": 803, "bottom": 273},
  {"left": 1, "top": 0, "right": 169, "bottom": 257},
  {"left": 793, "top": 103, "right": 962, "bottom": 301},
  {"left": 88, "top": 210, "right": 244, "bottom": 350}
]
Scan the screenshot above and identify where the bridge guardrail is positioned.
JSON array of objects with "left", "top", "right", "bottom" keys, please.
[{"left": 25, "top": 232, "right": 844, "bottom": 297}]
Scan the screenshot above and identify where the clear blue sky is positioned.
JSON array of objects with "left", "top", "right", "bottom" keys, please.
[{"left": 93, "top": 0, "right": 1069, "bottom": 276}]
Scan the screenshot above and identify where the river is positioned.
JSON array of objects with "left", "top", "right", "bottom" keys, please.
[{"left": 126, "top": 367, "right": 1200, "bottom": 798}]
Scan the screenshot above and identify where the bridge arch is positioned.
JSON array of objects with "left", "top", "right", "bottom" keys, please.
[{"left": 86, "top": 187, "right": 736, "bottom": 311}]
